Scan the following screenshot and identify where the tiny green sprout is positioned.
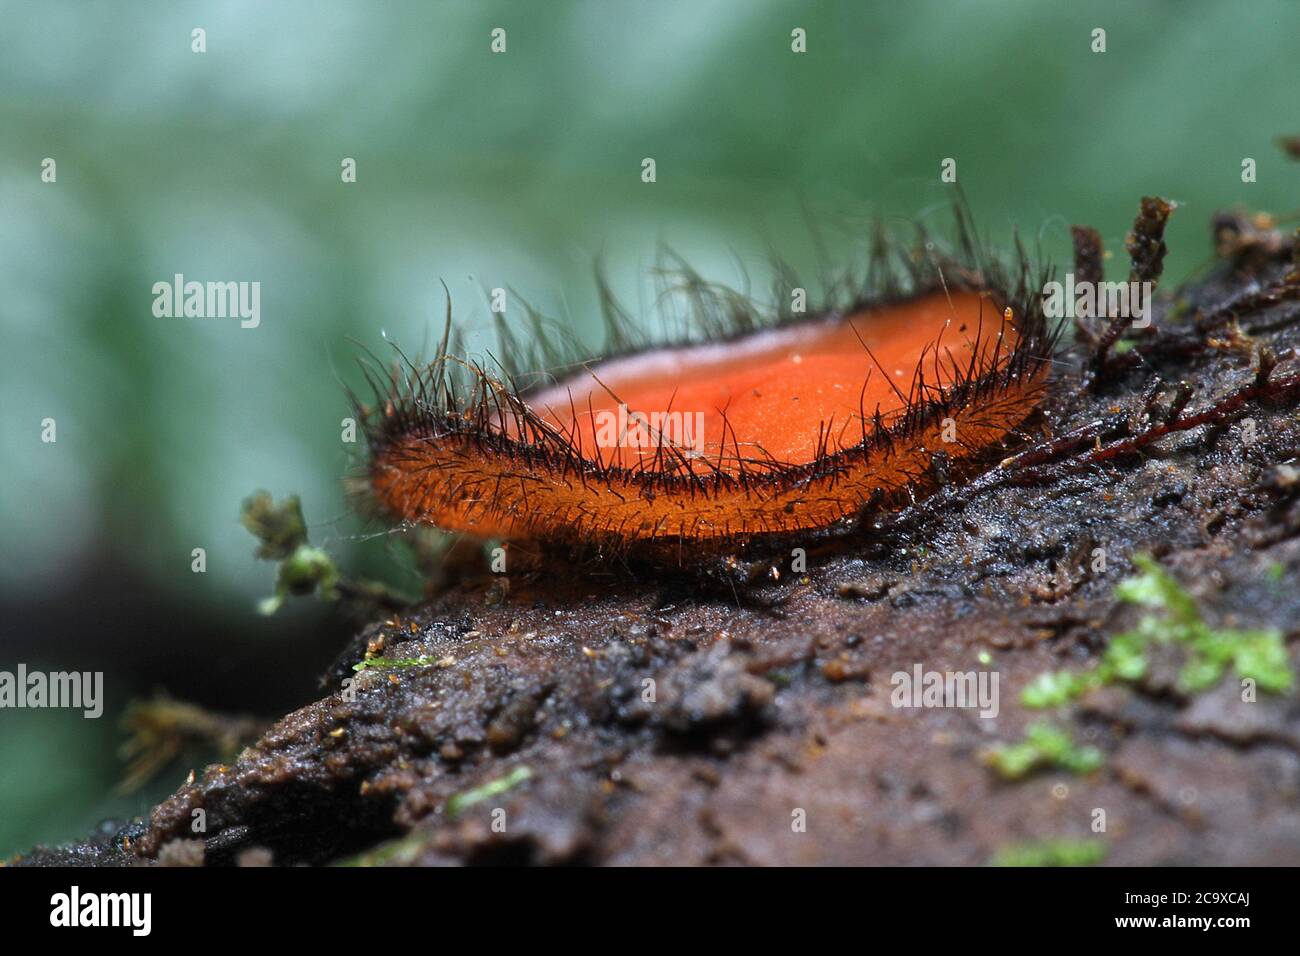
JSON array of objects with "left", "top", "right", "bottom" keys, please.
[
  {"left": 1022, "top": 554, "right": 1293, "bottom": 707},
  {"left": 989, "top": 839, "right": 1106, "bottom": 867},
  {"left": 977, "top": 650, "right": 993, "bottom": 666},
  {"left": 446, "top": 766, "right": 533, "bottom": 819},
  {"left": 334, "top": 831, "right": 427, "bottom": 867},
  {"left": 984, "top": 722, "right": 1103, "bottom": 779},
  {"left": 242, "top": 491, "right": 342, "bottom": 614},
  {"left": 259, "top": 544, "right": 340, "bottom": 615},
  {"left": 352, "top": 655, "right": 442, "bottom": 672},
  {"left": 1267, "top": 562, "right": 1285, "bottom": 583},
  {"left": 240, "top": 490, "right": 309, "bottom": 560},
  {"left": 241, "top": 490, "right": 414, "bottom": 615}
]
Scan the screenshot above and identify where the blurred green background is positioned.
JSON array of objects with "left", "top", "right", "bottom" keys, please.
[{"left": 2, "top": 0, "right": 1296, "bottom": 858}]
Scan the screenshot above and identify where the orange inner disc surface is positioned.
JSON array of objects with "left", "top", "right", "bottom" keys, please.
[{"left": 519, "top": 290, "right": 1012, "bottom": 473}]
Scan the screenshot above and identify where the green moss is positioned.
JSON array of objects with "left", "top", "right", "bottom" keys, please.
[
  {"left": 333, "top": 772, "right": 536, "bottom": 861},
  {"left": 333, "top": 831, "right": 427, "bottom": 867},
  {"left": 351, "top": 655, "right": 444, "bottom": 672},
  {"left": 985, "top": 722, "right": 1103, "bottom": 779},
  {"left": 1022, "top": 555, "right": 1293, "bottom": 708},
  {"left": 446, "top": 766, "right": 533, "bottom": 819},
  {"left": 989, "top": 839, "right": 1106, "bottom": 867},
  {"left": 1020, "top": 669, "right": 1101, "bottom": 709}
]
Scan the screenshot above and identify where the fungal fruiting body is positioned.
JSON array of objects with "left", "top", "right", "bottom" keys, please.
[{"left": 364, "top": 246, "right": 1054, "bottom": 555}]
